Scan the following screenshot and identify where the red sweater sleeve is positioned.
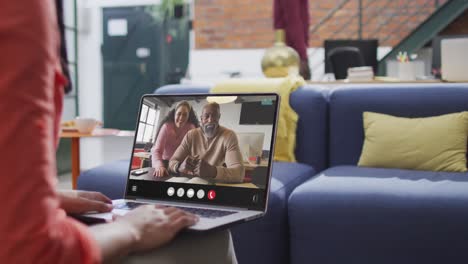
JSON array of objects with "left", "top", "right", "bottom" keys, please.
[{"left": 0, "top": 1, "right": 100, "bottom": 263}]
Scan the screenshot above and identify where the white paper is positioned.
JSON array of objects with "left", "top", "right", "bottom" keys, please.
[
  {"left": 108, "top": 19, "right": 128, "bottom": 36},
  {"left": 136, "top": 47, "right": 151, "bottom": 58}
]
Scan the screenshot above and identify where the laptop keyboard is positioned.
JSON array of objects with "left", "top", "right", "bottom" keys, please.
[{"left": 114, "top": 201, "right": 236, "bottom": 219}]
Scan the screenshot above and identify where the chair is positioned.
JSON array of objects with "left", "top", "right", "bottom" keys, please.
[{"left": 326, "top": 47, "right": 365, "bottom": 80}]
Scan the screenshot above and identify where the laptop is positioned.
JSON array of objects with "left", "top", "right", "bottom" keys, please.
[
  {"left": 441, "top": 37, "right": 468, "bottom": 82},
  {"left": 84, "top": 93, "right": 280, "bottom": 231}
]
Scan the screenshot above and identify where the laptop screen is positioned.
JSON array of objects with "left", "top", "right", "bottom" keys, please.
[{"left": 125, "top": 93, "right": 279, "bottom": 210}]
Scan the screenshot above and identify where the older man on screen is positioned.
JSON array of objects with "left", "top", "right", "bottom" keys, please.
[{"left": 169, "top": 102, "right": 245, "bottom": 183}]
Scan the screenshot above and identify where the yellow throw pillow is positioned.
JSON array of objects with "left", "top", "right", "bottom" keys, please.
[{"left": 358, "top": 111, "right": 468, "bottom": 172}]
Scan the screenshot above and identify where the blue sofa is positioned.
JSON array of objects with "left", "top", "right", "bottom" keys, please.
[
  {"left": 289, "top": 84, "right": 468, "bottom": 264},
  {"left": 78, "top": 84, "right": 328, "bottom": 264},
  {"left": 78, "top": 83, "right": 468, "bottom": 264}
]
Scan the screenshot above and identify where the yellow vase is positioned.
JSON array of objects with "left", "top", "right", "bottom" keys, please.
[{"left": 261, "top": 29, "right": 300, "bottom": 78}]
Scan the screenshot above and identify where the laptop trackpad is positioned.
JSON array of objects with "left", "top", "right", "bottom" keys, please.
[{"left": 83, "top": 209, "right": 128, "bottom": 220}]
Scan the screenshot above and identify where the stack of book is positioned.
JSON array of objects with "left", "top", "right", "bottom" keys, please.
[{"left": 347, "top": 66, "right": 374, "bottom": 81}]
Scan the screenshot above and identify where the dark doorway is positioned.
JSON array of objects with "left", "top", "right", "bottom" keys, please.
[{"left": 102, "top": 6, "right": 189, "bottom": 130}]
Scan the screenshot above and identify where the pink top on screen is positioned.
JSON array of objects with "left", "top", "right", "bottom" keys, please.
[{"left": 151, "top": 122, "right": 196, "bottom": 167}]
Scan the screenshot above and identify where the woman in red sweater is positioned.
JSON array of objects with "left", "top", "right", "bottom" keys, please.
[{"left": 0, "top": 1, "right": 237, "bottom": 263}]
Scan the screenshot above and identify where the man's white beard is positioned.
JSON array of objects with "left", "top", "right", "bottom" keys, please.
[{"left": 202, "top": 123, "right": 218, "bottom": 138}]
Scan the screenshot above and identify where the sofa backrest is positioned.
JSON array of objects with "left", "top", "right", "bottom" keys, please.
[
  {"left": 328, "top": 84, "right": 468, "bottom": 167},
  {"left": 290, "top": 86, "right": 328, "bottom": 171},
  {"left": 155, "top": 84, "right": 329, "bottom": 171}
]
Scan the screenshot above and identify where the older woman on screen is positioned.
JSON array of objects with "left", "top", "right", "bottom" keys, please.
[{"left": 151, "top": 101, "right": 199, "bottom": 177}]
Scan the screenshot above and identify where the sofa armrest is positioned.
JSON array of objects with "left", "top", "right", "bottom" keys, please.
[
  {"left": 290, "top": 85, "right": 328, "bottom": 171},
  {"left": 77, "top": 160, "right": 129, "bottom": 199}
]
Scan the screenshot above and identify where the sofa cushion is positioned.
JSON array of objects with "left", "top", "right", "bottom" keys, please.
[
  {"left": 328, "top": 84, "right": 468, "bottom": 167},
  {"left": 156, "top": 84, "right": 211, "bottom": 94},
  {"left": 290, "top": 86, "right": 328, "bottom": 171},
  {"left": 232, "top": 161, "right": 315, "bottom": 264},
  {"left": 358, "top": 111, "right": 468, "bottom": 172},
  {"left": 77, "top": 160, "right": 128, "bottom": 199},
  {"left": 289, "top": 165, "right": 468, "bottom": 264}
]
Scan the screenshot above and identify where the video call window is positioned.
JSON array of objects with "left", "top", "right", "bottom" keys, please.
[{"left": 129, "top": 95, "right": 277, "bottom": 191}]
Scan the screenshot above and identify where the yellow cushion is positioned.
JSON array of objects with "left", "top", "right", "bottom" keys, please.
[
  {"left": 211, "top": 76, "right": 305, "bottom": 162},
  {"left": 358, "top": 111, "right": 468, "bottom": 172}
]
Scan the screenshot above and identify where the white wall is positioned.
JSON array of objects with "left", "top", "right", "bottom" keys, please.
[
  {"left": 185, "top": 47, "right": 392, "bottom": 85},
  {"left": 217, "top": 103, "right": 273, "bottom": 151}
]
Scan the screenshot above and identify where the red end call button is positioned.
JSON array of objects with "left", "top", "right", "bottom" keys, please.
[{"left": 207, "top": 190, "right": 216, "bottom": 200}]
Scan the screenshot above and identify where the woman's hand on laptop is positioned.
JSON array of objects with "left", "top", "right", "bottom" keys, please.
[
  {"left": 58, "top": 190, "right": 113, "bottom": 214},
  {"left": 113, "top": 205, "right": 198, "bottom": 252},
  {"left": 153, "top": 166, "right": 169, "bottom": 178}
]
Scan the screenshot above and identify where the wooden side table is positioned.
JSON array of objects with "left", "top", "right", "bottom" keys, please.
[{"left": 60, "top": 128, "right": 134, "bottom": 189}]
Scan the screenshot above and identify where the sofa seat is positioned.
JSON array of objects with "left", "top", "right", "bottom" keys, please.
[
  {"left": 77, "top": 160, "right": 128, "bottom": 199},
  {"left": 232, "top": 161, "right": 315, "bottom": 264},
  {"left": 289, "top": 165, "right": 468, "bottom": 264}
]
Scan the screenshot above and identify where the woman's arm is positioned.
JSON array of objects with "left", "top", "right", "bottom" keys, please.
[
  {"left": 89, "top": 205, "right": 197, "bottom": 263},
  {"left": 152, "top": 123, "right": 171, "bottom": 176},
  {"left": 169, "top": 130, "right": 193, "bottom": 173},
  {"left": 152, "top": 123, "right": 169, "bottom": 168},
  {"left": 58, "top": 190, "right": 113, "bottom": 214},
  {"left": 0, "top": 1, "right": 102, "bottom": 263},
  {"left": 0, "top": 1, "right": 196, "bottom": 263}
]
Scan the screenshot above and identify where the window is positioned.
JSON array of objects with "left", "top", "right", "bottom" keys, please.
[
  {"left": 137, "top": 104, "right": 158, "bottom": 143},
  {"left": 63, "top": 0, "right": 78, "bottom": 114}
]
